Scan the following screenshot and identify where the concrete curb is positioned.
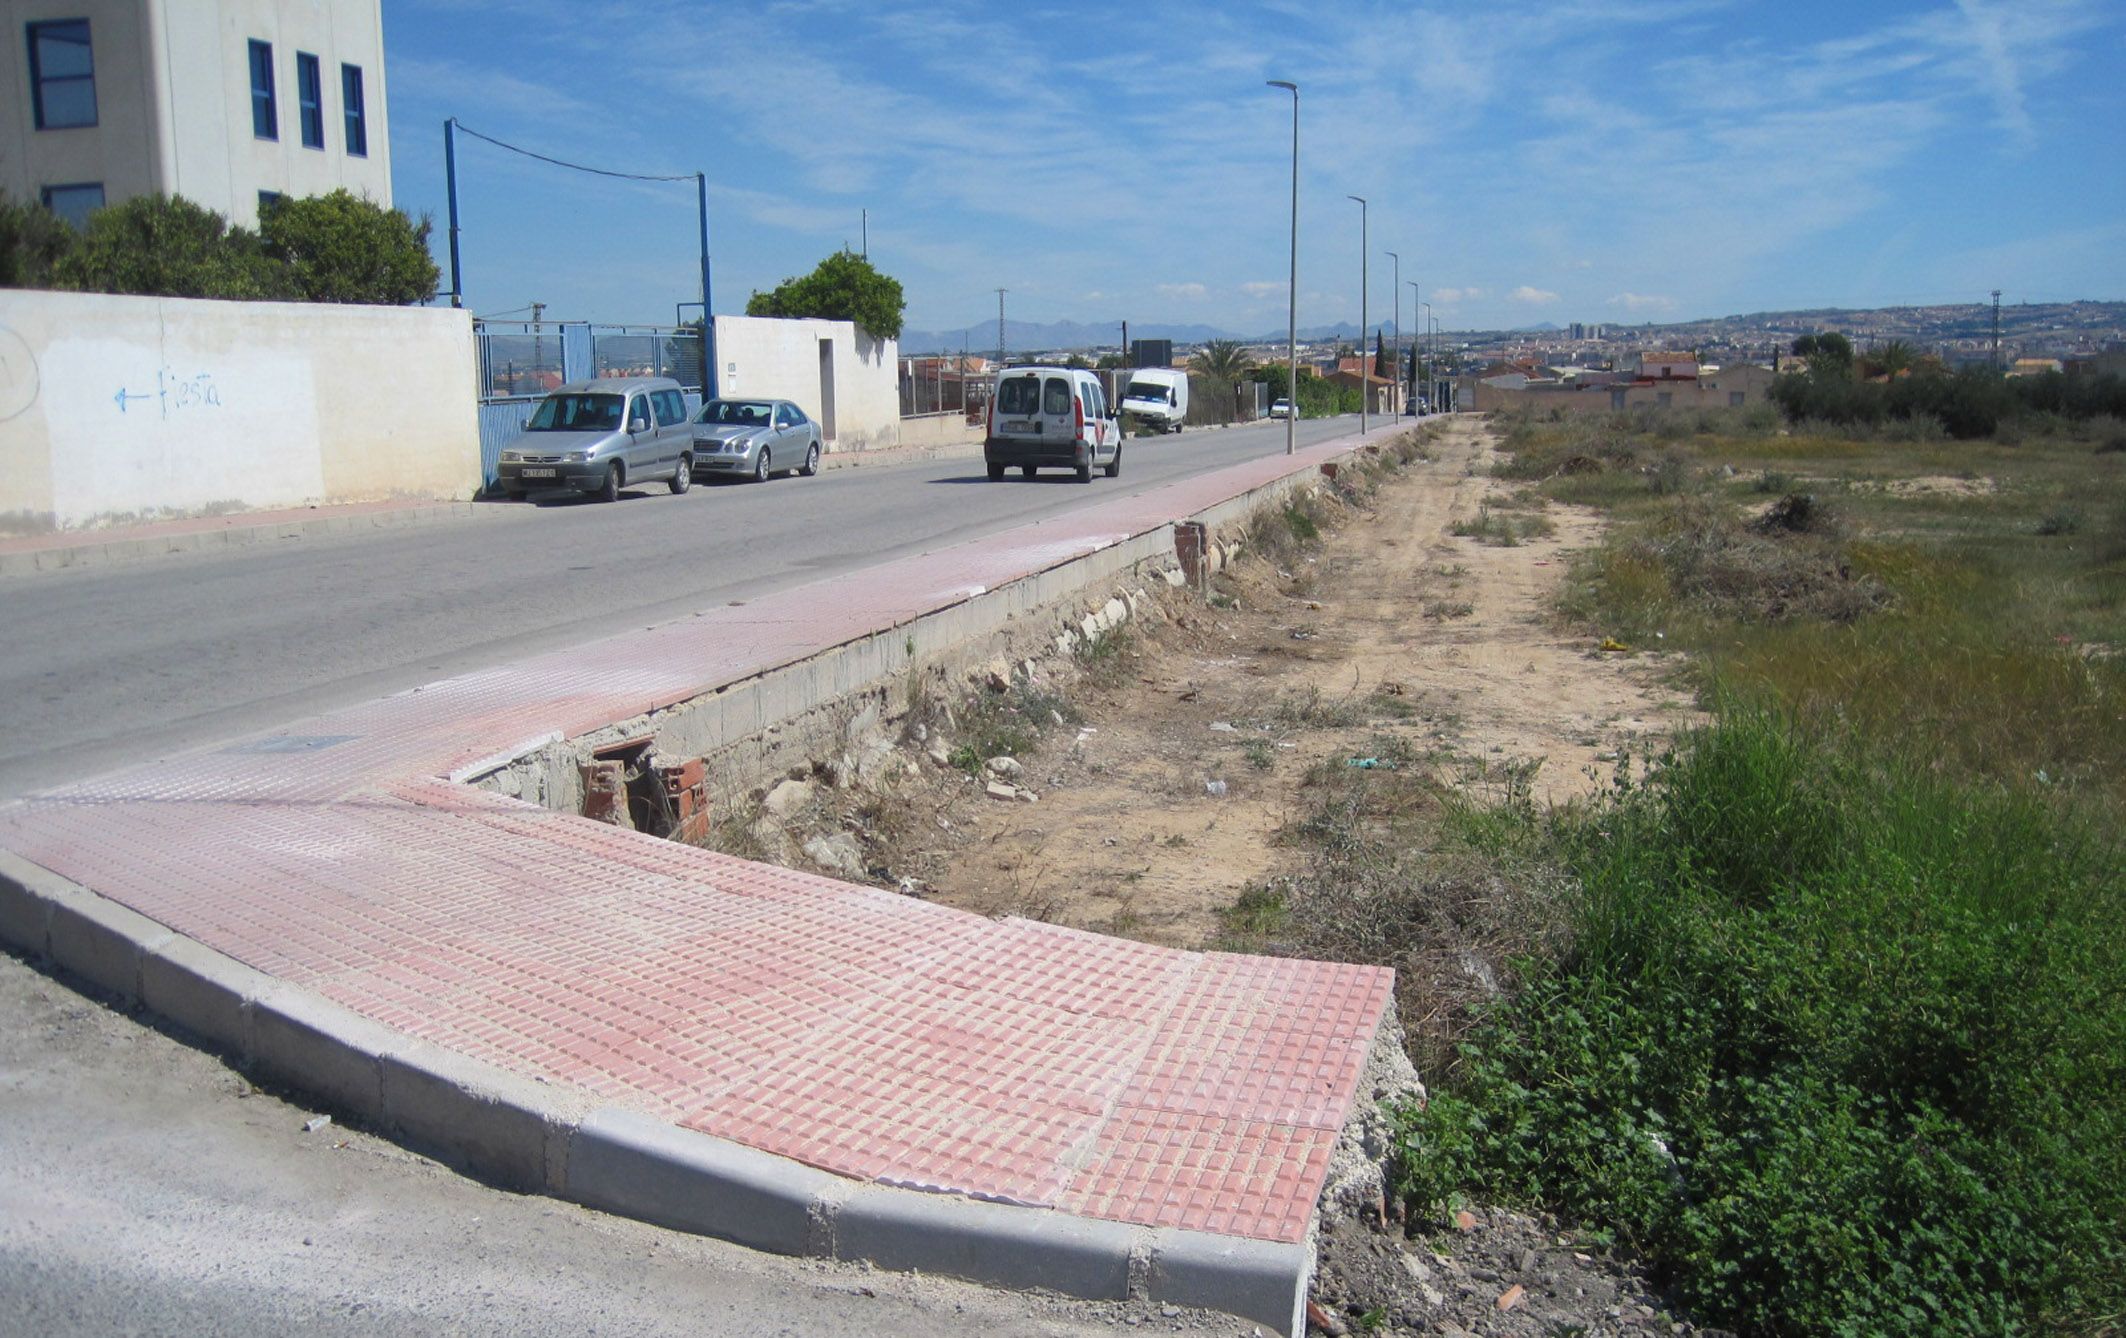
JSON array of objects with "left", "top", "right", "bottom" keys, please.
[
  {"left": 0, "top": 848, "right": 1320, "bottom": 1334},
  {"left": 0, "top": 501, "right": 491, "bottom": 578}
]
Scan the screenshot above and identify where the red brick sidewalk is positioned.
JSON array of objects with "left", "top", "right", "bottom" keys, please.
[{"left": 0, "top": 430, "right": 1394, "bottom": 1251}]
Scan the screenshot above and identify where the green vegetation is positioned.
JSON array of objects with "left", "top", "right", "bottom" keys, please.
[
  {"left": 1398, "top": 711, "right": 2125, "bottom": 1335},
  {"left": 1191, "top": 338, "right": 1255, "bottom": 423},
  {"left": 1771, "top": 332, "right": 2126, "bottom": 439},
  {"left": 7, "top": 189, "right": 438, "bottom": 303},
  {"left": 745, "top": 249, "right": 906, "bottom": 340},
  {"left": 1250, "top": 405, "right": 2126, "bottom": 1334}
]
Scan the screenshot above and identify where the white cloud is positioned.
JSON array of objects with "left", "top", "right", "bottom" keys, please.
[
  {"left": 1509, "top": 286, "right": 1560, "bottom": 305},
  {"left": 1608, "top": 292, "right": 1678, "bottom": 312},
  {"left": 1429, "top": 287, "right": 1483, "bottom": 304},
  {"left": 1157, "top": 283, "right": 1208, "bottom": 299},
  {"left": 1240, "top": 281, "right": 1286, "bottom": 299}
]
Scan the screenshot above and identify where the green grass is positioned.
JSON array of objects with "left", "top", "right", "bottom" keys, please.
[
  {"left": 1311, "top": 409, "right": 2126, "bottom": 1333},
  {"left": 1393, "top": 709, "right": 2126, "bottom": 1336}
]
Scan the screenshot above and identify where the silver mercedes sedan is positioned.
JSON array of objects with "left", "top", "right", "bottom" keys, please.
[{"left": 690, "top": 398, "right": 823, "bottom": 482}]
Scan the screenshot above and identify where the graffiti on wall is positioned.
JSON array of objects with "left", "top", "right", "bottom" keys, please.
[{"left": 112, "top": 368, "right": 222, "bottom": 418}]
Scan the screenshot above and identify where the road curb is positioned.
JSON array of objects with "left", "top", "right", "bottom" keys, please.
[{"left": 0, "top": 501, "right": 491, "bottom": 578}]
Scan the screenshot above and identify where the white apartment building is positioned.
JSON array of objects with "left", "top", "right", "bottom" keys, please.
[{"left": 1, "top": 0, "right": 390, "bottom": 230}]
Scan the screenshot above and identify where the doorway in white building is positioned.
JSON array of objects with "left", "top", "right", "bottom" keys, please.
[{"left": 817, "top": 340, "right": 838, "bottom": 443}]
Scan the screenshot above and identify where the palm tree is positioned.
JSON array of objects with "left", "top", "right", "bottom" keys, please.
[
  {"left": 1191, "top": 339, "right": 1255, "bottom": 422},
  {"left": 1863, "top": 339, "right": 1918, "bottom": 381}
]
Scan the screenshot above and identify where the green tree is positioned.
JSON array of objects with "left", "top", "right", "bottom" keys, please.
[
  {"left": 745, "top": 250, "right": 906, "bottom": 340},
  {"left": 53, "top": 194, "right": 288, "bottom": 299},
  {"left": 1063, "top": 353, "right": 1091, "bottom": 369},
  {"left": 1190, "top": 339, "right": 1254, "bottom": 422},
  {"left": 259, "top": 190, "right": 439, "bottom": 304},
  {"left": 1791, "top": 331, "right": 1854, "bottom": 380},
  {"left": 0, "top": 190, "right": 76, "bottom": 288}
]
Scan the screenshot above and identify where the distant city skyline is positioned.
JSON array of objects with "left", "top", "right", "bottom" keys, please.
[{"left": 383, "top": 1, "right": 2125, "bottom": 334}]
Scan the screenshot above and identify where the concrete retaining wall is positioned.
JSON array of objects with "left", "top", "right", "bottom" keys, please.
[{"left": 0, "top": 288, "right": 481, "bottom": 532}]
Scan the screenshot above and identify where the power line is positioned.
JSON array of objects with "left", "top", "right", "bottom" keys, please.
[{"left": 449, "top": 120, "right": 695, "bottom": 183}]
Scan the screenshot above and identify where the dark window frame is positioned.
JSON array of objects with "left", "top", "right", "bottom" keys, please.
[
  {"left": 40, "top": 181, "right": 104, "bottom": 228},
  {"left": 340, "top": 63, "right": 367, "bottom": 156},
  {"left": 295, "top": 51, "right": 323, "bottom": 148},
  {"left": 27, "top": 18, "right": 97, "bottom": 130},
  {"left": 248, "top": 39, "right": 277, "bottom": 140}
]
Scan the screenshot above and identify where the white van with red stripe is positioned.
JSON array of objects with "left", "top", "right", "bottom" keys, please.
[{"left": 984, "top": 366, "right": 1123, "bottom": 482}]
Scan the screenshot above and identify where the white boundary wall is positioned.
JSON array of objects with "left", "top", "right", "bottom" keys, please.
[
  {"left": 711, "top": 315, "right": 899, "bottom": 452},
  {"left": 0, "top": 289, "right": 480, "bottom": 531}
]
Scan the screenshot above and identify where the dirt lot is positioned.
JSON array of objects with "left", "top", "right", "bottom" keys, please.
[{"left": 858, "top": 415, "right": 1692, "bottom": 948}]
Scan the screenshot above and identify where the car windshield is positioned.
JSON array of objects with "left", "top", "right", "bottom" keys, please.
[
  {"left": 525, "top": 393, "right": 623, "bottom": 431},
  {"left": 697, "top": 399, "right": 775, "bottom": 427},
  {"left": 1126, "top": 381, "right": 1169, "bottom": 401},
  {"left": 996, "top": 376, "right": 1042, "bottom": 416}
]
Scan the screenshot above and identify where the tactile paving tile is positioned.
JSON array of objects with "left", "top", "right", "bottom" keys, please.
[{"left": 0, "top": 430, "right": 1397, "bottom": 1243}]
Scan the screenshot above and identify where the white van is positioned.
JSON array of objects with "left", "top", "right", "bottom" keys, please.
[
  {"left": 1120, "top": 367, "right": 1189, "bottom": 434},
  {"left": 985, "top": 366, "right": 1124, "bottom": 482}
]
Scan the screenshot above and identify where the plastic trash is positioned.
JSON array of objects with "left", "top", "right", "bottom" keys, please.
[
  {"left": 1204, "top": 780, "right": 1228, "bottom": 797},
  {"left": 1346, "top": 757, "right": 1396, "bottom": 770}
]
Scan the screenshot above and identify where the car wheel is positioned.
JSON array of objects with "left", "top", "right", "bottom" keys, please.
[
  {"left": 753, "top": 446, "right": 772, "bottom": 483},
  {"left": 802, "top": 440, "right": 820, "bottom": 476},
  {"left": 506, "top": 490, "right": 526, "bottom": 502},
  {"left": 1104, "top": 445, "right": 1122, "bottom": 478},
  {"left": 668, "top": 455, "right": 692, "bottom": 495},
  {"left": 987, "top": 462, "right": 1005, "bottom": 481},
  {"left": 599, "top": 465, "right": 621, "bottom": 503},
  {"left": 1075, "top": 455, "right": 1093, "bottom": 483},
  {"left": 1021, "top": 464, "right": 1037, "bottom": 479}
]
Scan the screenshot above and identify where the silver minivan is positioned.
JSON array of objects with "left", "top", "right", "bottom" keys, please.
[{"left": 496, "top": 377, "right": 697, "bottom": 501}]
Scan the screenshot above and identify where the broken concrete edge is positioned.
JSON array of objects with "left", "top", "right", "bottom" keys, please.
[
  {"left": 0, "top": 847, "right": 1320, "bottom": 1335},
  {"left": 464, "top": 426, "right": 1379, "bottom": 805},
  {"left": 0, "top": 501, "right": 488, "bottom": 578}
]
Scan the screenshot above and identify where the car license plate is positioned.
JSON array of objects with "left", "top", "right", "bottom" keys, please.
[
  {"left": 522, "top": 467, "right": 556, "bottom": 478},
  {"left": 1005, "top": 420, "right": 1034, "bottom": 432}
]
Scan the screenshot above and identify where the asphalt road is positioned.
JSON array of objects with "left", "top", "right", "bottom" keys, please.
[{"left": 0, "top": 417, "right": 1355, "bottom": 801}]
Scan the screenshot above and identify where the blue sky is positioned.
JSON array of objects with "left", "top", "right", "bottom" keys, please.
[{"left": 382, "top": 0, "right": 2125, "bottom": 337}]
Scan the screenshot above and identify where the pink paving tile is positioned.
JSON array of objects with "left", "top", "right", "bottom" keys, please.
[{"left": 0, "top": 428, "right": 1397, "bottom": 1244}]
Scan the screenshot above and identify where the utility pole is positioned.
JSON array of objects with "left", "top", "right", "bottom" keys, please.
[
  {"left": 443, "top": 119, "right": 463, "bottom": 307},
  {"left": 1386, "top": 250, "right": 1400, "bottom": 415},
  {"left": 861, "top": 209, "right": 868, "bottom": 259},
  {"left": 531, "top": 300, "right": 545, "bottom": 392},
  {"left": 1267, "top": 80, "right": 1299, "bottom": 456},
  {"left": 1348, "top": 195, "right": 1368, "bottom": 435},
  {"left": 996, "top": 289, "right": 1008, "bottom": 365},
  {"left": 1991, "top": 289, "right": 2002, "bottom": 370}
]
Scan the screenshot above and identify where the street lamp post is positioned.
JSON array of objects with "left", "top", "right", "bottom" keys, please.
[
  {"left": 1348, "top": 195, "right": 1367, "bottom": 435},
  {"left": 1385, "top": 250, "right": 1399, "bottom": 416},
  {"left": 1407, "top": 282, "right": 1421, "bottom": 410},
  {"left": 1267, "top": 80, "right": 1299, "bottom": 455}
]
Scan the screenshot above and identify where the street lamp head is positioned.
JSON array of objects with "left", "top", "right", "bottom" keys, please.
[
  {"left": 1347, "top": 194, "right": 1367, "bottom": 206},
  {"left": 1267, "top": 79, "right": 1297, "bottom": 92}
]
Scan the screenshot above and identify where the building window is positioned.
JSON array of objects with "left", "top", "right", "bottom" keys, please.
[
  {"left": 41, "top": 182, "right": 104, "bottom": 229},
  {"left": 296, "top": 52, "right": 323, "bottom": 148},
  {"left": 341, "top": 63, "right": 366, "bottom": 156},
  {"left": 27, "top": 18, "right": 97, "bottom": 129},
  {"left": 257, "top": 190, "right": 283, "bottom": 215},
  {"left": 248, "top": 39, "right": 276, "bottom": 140}
]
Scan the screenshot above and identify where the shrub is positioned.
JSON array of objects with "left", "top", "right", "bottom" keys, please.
[{"left": 1395, "top": 710, "right": 2126, "bottom": 1335}]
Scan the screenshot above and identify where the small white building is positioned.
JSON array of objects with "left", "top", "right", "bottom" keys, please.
[
  {"left": 710, "top": 315, "right": 900, "bottom": 453},
  {"left": 1, "top": 0, "right": 392, "bottom": 229}
]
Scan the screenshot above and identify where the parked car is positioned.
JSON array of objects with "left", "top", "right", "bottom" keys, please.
[
  {"left": 690, "top": 398, "right": 822, "bottom": 481},
  {"left": 1269, "top": 398, "right": 1294, "bottom": 419},
  {"left": 496, "top": 377, "right": 696, "bottom": 501},
  {"left": 984, "top": 366, "right": 1123, "bottom": 482}
]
